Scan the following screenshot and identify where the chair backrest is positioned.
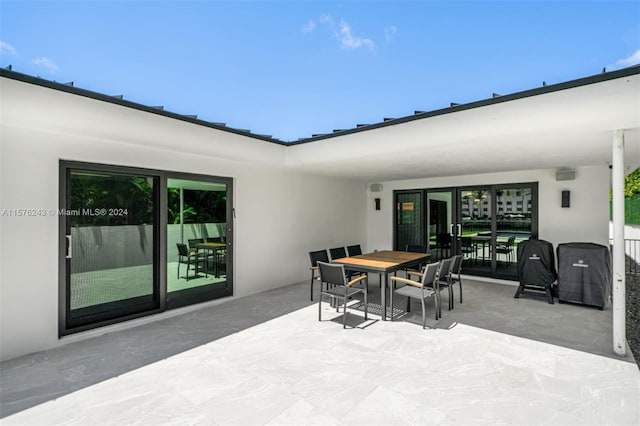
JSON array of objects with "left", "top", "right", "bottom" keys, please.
[
  {"left": 451, "top": 254, "right": 464, "bottom": 274},
  {"left": 329, "top": 247, "right": 347, "bottom": 260},
  {"left": 507, "top": 236, "right": 516, "bottom": 247},
  {"left": 176, "top": 243, "right": 189, "bottom": 256},
  {"left": 346, "top": 244, "right": 362, "bottom": 256},
  {"left": 406, "top": 244, "right": 428, "bottom": 253},
  {"left": 188, "top": 238, "right": 204, "bottom": 249},
  {"left": 207, "top": 237, "right": 222, "bottom": 243},
  {"left": 317, "top": 261, "right": 347, "bottom": 287},
  {"left": 421, "top": 262, "right": 440, "bottom": 286},
  {"left": 309, "top": 250, "right": 329, "bottom": 267},
  {"left": 438, "top": 257, "right": 454, "bottom": 280}
]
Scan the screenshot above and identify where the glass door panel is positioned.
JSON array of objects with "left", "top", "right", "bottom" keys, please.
[
  {"left": 395, "top": 192, "right": 423, "bottom": 251},
  {"left": 166, "top": 177, "right": 232, "bottom": 308},
  {"left": 65, "top": 169, "right": 159, "bottom": 332},
  {"left": 426, "top": 191, "right": 454, "bottom": 261},
  {"left": 495, "top": 187, "right": 533, "bottom": 279},
  {"left": 459, "top": 188, "right": 493, "bottom": 276}
]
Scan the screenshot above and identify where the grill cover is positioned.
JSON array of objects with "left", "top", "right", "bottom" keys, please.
[
  {"left": 557, "top": 242, "right": 611, "bottom": 308},
  {"left": 517, "top": 238, "right": 557, "bottom": 288}
]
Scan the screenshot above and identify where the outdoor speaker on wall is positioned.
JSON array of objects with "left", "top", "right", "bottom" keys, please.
[
  {"left": 561, "top": 190, "right": 570, "bottom": 208},
  {"left": 370, "top": 183, "right": 383, "bottom": 192},
  {"left": 556, "top": 170, "right": 576, "bottom": 181}
]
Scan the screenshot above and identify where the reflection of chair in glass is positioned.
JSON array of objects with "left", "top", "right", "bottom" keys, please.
[
  {"left": 317, "top": 261, "right": 368, "bottom": 329},
  {"left": 390, "top": 262, "right": 439, "bottom": 328},
  {"left": 176, "top": 243, "right": 207, "bottom": 280},
  {"left": 435, "top": 233, "right": 451, "bottom": 260},
  {"left": 206, "top": 237, "right": 226, "bottom": 277},
  {"left": 308, "top": 249, "right": 329, "bottom": 301},
  {"left": 461, "top": 237, "right": 475, "bottom": 259},
  {"left": 496, "top": 236, "right": 516, "bottom": 264},
  {"left": 188, "top": 238, "right": 204, "bottom": 254}
]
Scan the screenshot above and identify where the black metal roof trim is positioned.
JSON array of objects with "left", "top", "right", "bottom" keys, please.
[
  {"left": 288, "top": 65, "right": 640, "bottom": 145},
  {"left": 0, "top": 68, "right": 287, "bottom": 146},
  {"left": 1, "top": 65, "right": 638, "bottom": 146}
]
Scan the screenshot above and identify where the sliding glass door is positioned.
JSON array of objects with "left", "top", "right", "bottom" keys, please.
[
  {"left": 61, "top": 164, "right": 160, "bottom": 333},
  {"left": 393, "top": 182, "right": 537, "bottom": 280},
  {"left": 395, "top": 191, "right": 423, "bottom": 250},
  {"left": 426, "top": 190, "right": 455, "bottom": 261},
  {"left": 60, "top": 162, "right": 234, "bottom": 335},
  {"left": 166, "top": 176, "right": 233, "bottom": 309},
  {"left": 459, "top": 187, "right": 493, "bottom": 276}
]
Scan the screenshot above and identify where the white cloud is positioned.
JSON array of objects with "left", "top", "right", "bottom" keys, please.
[
  {"left": 336, "top": 20, "right": 376, "bottom": 52},
  {"left": 32, "top": 57, "right": 59, "bottom": 73},
  {"left": 319, "top": 14, "right": 334, "bottom": 25},
  {"left": 303, "top": 20, "right": 316, "bottom": 34},
  {"left": 613, "top": 49, "right": 640, "bottom": 69},
  {"left": 384, "top": 25, "right": 397, "bottom": 41},
  {"left": 0, "top": 40, "right": 16, "bottom": 55},
  {"left": 304, "top": 15, "right": 376, "bottom": 53}
]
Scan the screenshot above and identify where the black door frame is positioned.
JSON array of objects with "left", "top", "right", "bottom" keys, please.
[
  {"left": 59, "top": 161, "right": 234, "bottom": 336},
  {"left": 393, "top": 182, "right": 538, "bottom": 280}
]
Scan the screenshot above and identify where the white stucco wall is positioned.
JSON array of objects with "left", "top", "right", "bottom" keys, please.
[
  {"left": 0, "top": 80, "right": 367, "bottom": 361},
  {"left": 0, "top": 75, "right": 617, "bottom": 362},
  {"left": 365, "top": 166, "right": 610, "bottom": 252}
]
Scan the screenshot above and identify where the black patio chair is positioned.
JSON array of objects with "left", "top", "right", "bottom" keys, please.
[
  {"left": 317, "top": 261, "right": 368, "bottom": 329},
  {"left": 308, "top": 249, "right": 329, "bottom": 301},
  {"left": 390, "top": 262, "right": 440, "bottom": 328}
]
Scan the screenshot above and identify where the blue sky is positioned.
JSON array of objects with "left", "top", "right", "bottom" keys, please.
[{"left": 1, "top": 1, "right": 639, "bottom": 141}]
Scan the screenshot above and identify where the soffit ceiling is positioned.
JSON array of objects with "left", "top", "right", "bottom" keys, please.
[
  {"left": 2, "top": 68, "right": 639, "bottom": 183},
  {"left": 286, "top": 72, "right": 640, "bottom": 181}
]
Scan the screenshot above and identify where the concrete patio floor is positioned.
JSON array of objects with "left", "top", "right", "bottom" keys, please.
[{"left": 1, "top": 277, "right": 639, "bottom": 425}]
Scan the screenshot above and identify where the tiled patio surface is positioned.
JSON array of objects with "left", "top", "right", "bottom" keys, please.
[{"left": 1, "top": 277, "right": 639, "bottom": 425}]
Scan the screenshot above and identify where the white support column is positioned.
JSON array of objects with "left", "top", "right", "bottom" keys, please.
[{"left": 612, "top": 129, "right": 626, "bottom": 356}]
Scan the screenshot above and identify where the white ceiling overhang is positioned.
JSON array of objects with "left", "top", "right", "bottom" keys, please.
[
  {"left": 286, "top": 69, "right": 640, "bottom": 181},
  {"left": 1, "top": 67, "right": 638, "bottom": 183}
]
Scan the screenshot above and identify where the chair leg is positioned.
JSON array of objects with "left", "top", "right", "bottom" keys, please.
[
  {"left": 459, "top": 276, "right": 463, "bottom": 303},
  {"left": 364, "top": 282, "right": 368, "bottom": 321},
  {"left": 343, "top": 289, "right": 348, "bottom": 329},
  {"left": 420, "top": 297, "right": 426, "bottom": 329},
  {"left": 449, "top": 285, "right": 454, "bottom": 310},
  {"left": 177, "top": 261, "right": 180, "bottom": 279},
  {"left": 318, "top": 293, "right": 322, "bottom": 321},
  {"left": 433, "top": 296, "right": 439, "bottom": 320},
  {"left": 390, "top": 286, "right": 394, "bottom": 322},
  {"left": 310, "top": 271, "right": 314, "bottom": 301}
]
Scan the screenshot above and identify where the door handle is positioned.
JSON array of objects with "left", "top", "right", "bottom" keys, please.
[
  {"left": 457, "top": 224, "right": 462, "bottom": 237},
  {"left": 66, "top": 235, "right": 72, "bottom": 259},
  {"left": 449, "top": 223, "right": 454, "bottom": 236}
]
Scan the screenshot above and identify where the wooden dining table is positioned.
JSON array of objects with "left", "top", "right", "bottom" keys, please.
[{"left": 332, "top": 250, "right": 430, "bottom": 321}]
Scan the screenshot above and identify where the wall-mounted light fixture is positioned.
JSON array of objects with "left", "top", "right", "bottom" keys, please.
[
  {"left": 375, "top": 198, "right": 381, "bottom": 210},
  {"left": 561, "top": 190, "right": 570, "bottom": 208}
]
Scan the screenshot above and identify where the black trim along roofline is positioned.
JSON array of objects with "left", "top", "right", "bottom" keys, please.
[{"left": 1, "top": 65, "right": 638, "bottom": 145}]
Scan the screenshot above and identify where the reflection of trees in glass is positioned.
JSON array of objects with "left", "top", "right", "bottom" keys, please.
[
  {"left": 71, "top": 174, "right": 153, "bottom": 226},
  {"left": 167, "top": 188, "right": 226, "bottom": 224}
]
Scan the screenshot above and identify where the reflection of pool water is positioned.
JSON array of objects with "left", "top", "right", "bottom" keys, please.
[{"left": 496, "top": 231, "right": 531, "bottom": 241}]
